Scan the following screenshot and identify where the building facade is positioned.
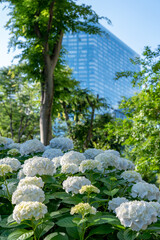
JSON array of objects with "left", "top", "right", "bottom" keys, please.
[{"left": 63, "top": 24, "right": 140, "bottom": 110}]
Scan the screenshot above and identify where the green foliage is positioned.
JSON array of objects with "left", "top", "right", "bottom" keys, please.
[
  {"left": 54, "top": 86, "right": 119, "bottom": 151},
  {"left": 105, "top": 46, "right": 160, "bottom": 181},
  {"left": 0, "top": 65, "right": 40, "bottom": 142}
]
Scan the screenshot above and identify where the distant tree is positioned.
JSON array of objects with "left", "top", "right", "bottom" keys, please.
[
  {"left": 1, "top": 0, "right": 111, "bottom": 144},
  {"left": 106, "top": 46, "right": 160, "bottom": 181},
  {"left": 0, "top": 66, "right": 40, "bottom": 142}
]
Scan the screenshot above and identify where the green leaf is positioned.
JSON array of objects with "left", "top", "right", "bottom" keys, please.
[
  {"left": 103, "top": 188, "right": 119, "bottom": 197},
  {"left": 56, "top": 217, "right": 76, "bottom": 228},
  {"left": 41, "top": 176, "right": 56, "bottom": 183},
  {"left": 52, "top": 192, "right": 69, "bottom": 199},
  {"left": 35, "top": 221, "right": 54, "bottom": 238},
  {"left": 87, "top": 225, "right": 114, "bottom": 237},
  {"left": 117, "top": 231, "right": 125, "bottom": 240},
  {"left": 44, "top": 232, "right": 68, "bottom": 240},
  {"left": 88, "top": 213, "right": 121, "bottom": 226},
  {"left": 123, "top": 229, "right": 137, "bottom": 240},
  {"left": 72, "top": 217, "right": 87, "bottom": 226},
  {"left": 66, "top": 227, "right": 79, "bottom": 239},
  {"left": 62, "top": 196, "right": 82, "bottom": 205},
  {"left": 137, "top": 232, "right": 151, "bottom": 239},
  {"left": 7, "top": 229, "right": 34, "bottom": 240},
  {"left": 50, "top": 208, "right": 70, "bottom": 218}
]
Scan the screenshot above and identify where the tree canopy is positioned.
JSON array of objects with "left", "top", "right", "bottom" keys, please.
[
  {"left": 106, "top": 46, "right": 160, "bottom": 181},
  {"left": 1, "top": 0, "right": 110, "bottom": 144}
]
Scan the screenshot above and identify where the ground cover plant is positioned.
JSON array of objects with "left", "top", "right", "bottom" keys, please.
[{"left": 0, "top": 136, "right": 160, "bottom": 240}]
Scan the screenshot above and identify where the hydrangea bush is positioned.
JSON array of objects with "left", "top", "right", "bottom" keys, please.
[{"left": 0, "top": 137, "right": 160, "bottom": 240}]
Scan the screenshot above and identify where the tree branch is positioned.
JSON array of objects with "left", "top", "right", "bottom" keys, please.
[{"left": 47, "top": 1, "right": 55, "bottom": 34}]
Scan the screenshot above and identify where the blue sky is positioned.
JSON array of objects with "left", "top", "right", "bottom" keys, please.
[{"left": 0, "top": 0, "right": 160, "bottom": 67}]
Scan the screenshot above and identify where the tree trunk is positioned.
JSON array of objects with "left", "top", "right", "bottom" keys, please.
[
  {"left": 40, "top": 30, "right": 63, "bottom": 145},
  {"left": 40, "top": 64, "right": 54, "bottom": 145}
]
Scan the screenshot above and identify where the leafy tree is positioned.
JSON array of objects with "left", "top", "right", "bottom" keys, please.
[
  {"left": 0, "top": 65, "right": 40, "bottom": 142},
  {"left": 105, "top": 46, "right": 160, "bottom": 181},
  {"left": 53, "top": 86, "right": 119, "bottom": 151},
  {"left": 1, "top": 0, "right": 110, "bottom": 144}
]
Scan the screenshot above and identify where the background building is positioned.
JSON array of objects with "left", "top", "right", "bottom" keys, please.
[{"left": 63, "top": 24, "right": 140, "bottom": 111}]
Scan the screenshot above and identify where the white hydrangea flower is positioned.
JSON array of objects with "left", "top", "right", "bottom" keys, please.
[
  {"left": 0, "top": 136, "right": 8, "bottom": 146},
  {"left": 50, "top": 137, "right": 73, "bottom": 151},
  {"left": 7, "top": 148, "right": 20, "bottom": 156},
  {"left": 79, "top": 160, "right": 102, "bottom": 173},
  {"left": 0, "top": 164, "right": 12, "bottom": 176},
  {"left": 70, "top": 203, "right": 97, "bottom": 217},
  {"left": 84, "top": 148, "right": 104, "bottom": 159},
  {"left": 2, "top": 182, "right": 17, "bottom": 195},
  {"left": 131, "top": 182, "right": 160, "bottom": 201},
  {"left": 5, "top": 137, "right": 14, "bottom": 145},
  {"left": 79, "top": 185, "right": 100, "bottom": 194},
  {"left": 42, "top": 148, "right": 63, "bottom": 160},
  {"left": 117, "top": 158, "right": 135, "bottom": 170},
  {"left": 104, "top": 149, "right": 120, "bottom": 157},
  {"left": 8, "top": 143, "right": 21, "bottom": 150},
  {"left": 149, "top": 202, "right": 160, "bottom": 217},
  {"left": 52, "top": 156, "right": 62, "bottom": 169},
  {"left": 18, "top": 177, "right": 44, "bottom": 188},
  {"left": 13, "top": 201, "right": 47, "bottom": 223},
  {"left": 115, "top": 201, "right": 158, "bottom": 231},
  {"left": 0, "top": 137, "right": 14, "bottom": 150},
  {"left": 17, "top": 169, "right": 25, "bottom": 180},
  {"left": 20, "top": 139, "right": 45, "bottom": 156},
  {"left": 12, "top": 185, "right": 45, "bottom": 204},
  {"left": 44, "top": 145, "right": 51, "bottom": 151},
  {"left": 23, "top": 157, "right": 56, "bottom": 177},
  {"left": 60, "top": 151, "right": 86, "bottom": 166},
  {"left": 0, "top": 158, "right": 21, "bottom": 171},
  {"left": 121, "top": 171, "right": 142, "bottom": 183},
  {"left": 95, "top": 152, "right": 119, "bottom": 169},
  {"left": 61, "top": 163, "right": 79, "bottom": 174},
  {"left": 63, "top": 176, "right": 91, "bottom": 194},
  {"left": 108, "top": 197, "right": 129, "bottom": 213}
]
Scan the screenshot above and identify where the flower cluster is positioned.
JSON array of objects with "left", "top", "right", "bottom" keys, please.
[
  {"left": 61, "top": 163, "right": 79, "bottom": 174},
  {"left": 22, "top": 156, "right": 56, "bottom": 176},
  {"left": 60, "top": 151, "right": 86, "bottom": 166},
  {"left": 20, "top": 139, "right": 45, "bottom": 156},
  {"left": 121, "top": 171, "right": 142, "bottom": 183},
  {"left": 105, "top": 149, "right": 120, "bottom": 157},
  {"left": 131, "top": 182, "right": 160, "bottom": 201},
  {"left": 79, "top": 185, "right": 100, "bottom": 194},
  {"left": 0, "top": 157, "right": 21, "bottom": 171},
  {"left": 63, "top": 176, "right": 91, "bottom": 194},
  {"left": 0, "top": 136, "right": 8, "bottom": 146},
  {"left": 13, "top": 201, "right": 47, "bottom": 223},
  {"left": 50, "top": 137, "right": 74, "bottom": 151},
  {"left": 0, "top": 164, "right": 12, "bottom": 176},
  {"left": 117, "top": 158, "right": 135, "bottom": 170},
  {"left": 12, "top": 185, "right": 45, "bottom": 204},
  {"left": 8, "top": 143, "right": 21, "bottom": 150},
  {"left": 7, "top": 148, "right": 20, "bottom": 156},
  {"left": 83, "top": 148, "right": 103, "bottom": 159},
  {"left": 70, "top": 203, "right": 97, "bottom": 217},
  {"left": 17, "top": 176, "right": 44, "bottom": 188},
  {"left": 108, "top": 197, "right": 129, "bottom": 213},
  {"left": 79, "top": 160, "right": 102, "bottom": 173},
  {"left": 95, "top": 152, "right": 119, "bottom": 169},
  {"left": 115, "top": 201, "right": 158, "bottom": 231},
  {"left": 42, "top": 148, "right": 63, "bottom": 160},
  {"left": 52, "top": 156, "right": 62, "bottom": 169},
  {"left": 17, "top": 169, "right": 25, "bottom": 180}
]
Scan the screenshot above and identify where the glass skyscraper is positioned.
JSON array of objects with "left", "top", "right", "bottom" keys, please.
[{"left": 63, "top": 24, "right": 140, "bottom": 110}]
